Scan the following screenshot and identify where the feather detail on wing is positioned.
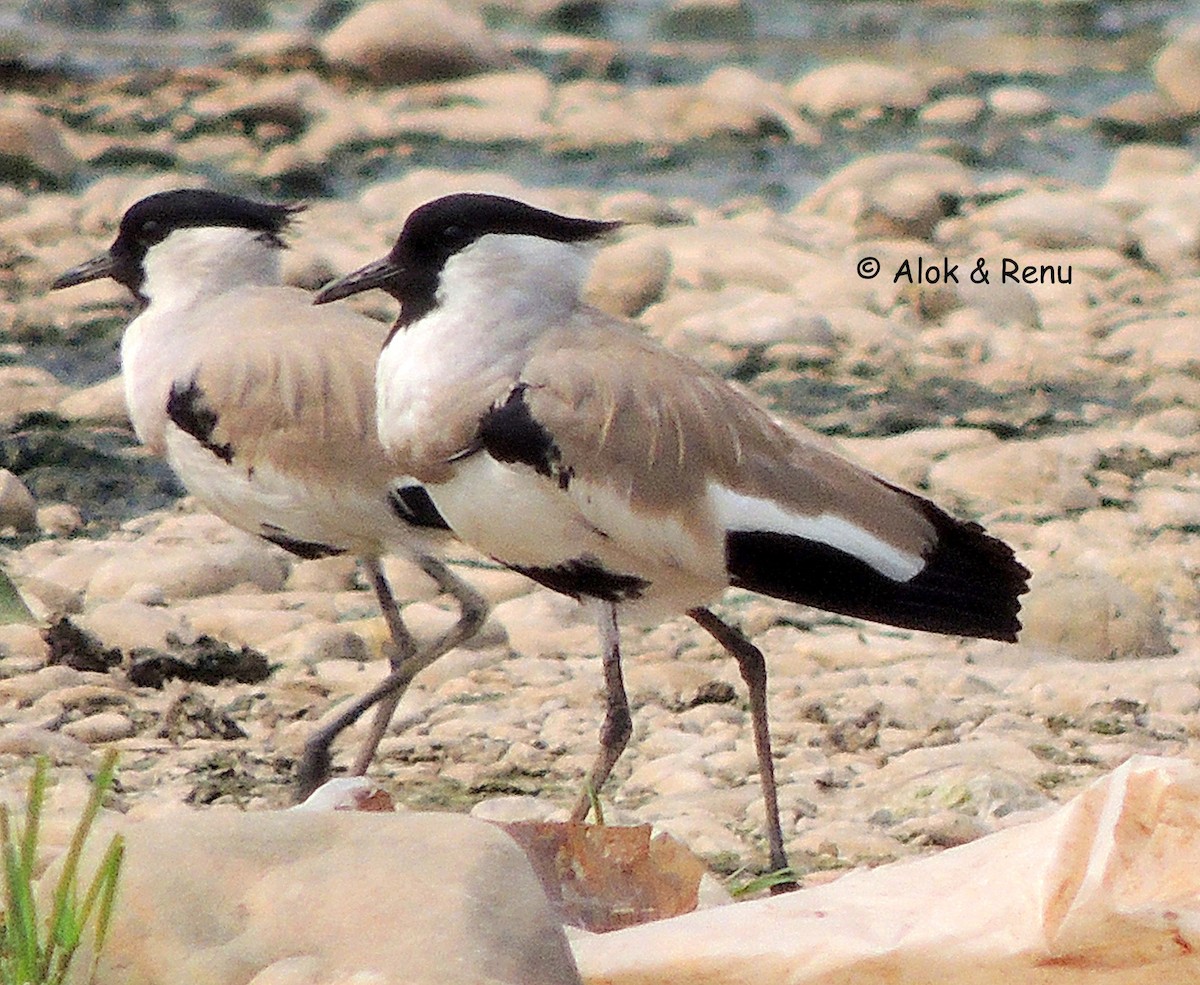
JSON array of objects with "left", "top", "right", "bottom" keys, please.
[
  {"left": 165, "top": 290, "right": 392, "bottom": 488},
  {"left": 466, "top": 310, "right": 1028, "bottom": 638}
]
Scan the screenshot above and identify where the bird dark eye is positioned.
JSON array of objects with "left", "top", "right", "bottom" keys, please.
[
  {"left": 442, "top": 224, "right": 463, "bottom": 242},
  {"left": 139, "top": 219, "right": 163, "bottom": 244}
]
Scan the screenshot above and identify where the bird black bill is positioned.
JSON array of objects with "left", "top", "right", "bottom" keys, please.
[
  {"left": 312, "top": 256, "right": 400, "bottom": 305},
  {"left": 51, "top": 252, "right": 118, "bottom": 290}
]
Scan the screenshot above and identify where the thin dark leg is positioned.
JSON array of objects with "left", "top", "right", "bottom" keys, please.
[
  {"left": 348, "top": 554, "right": 488, "bottom": 776},
  {"left": 570, "top": 601, "right": 632, "bottom": 823},
  {"left": 295, "top": 555, "right": 488, "bottom": 799},
  {"left": 690, "top": 606, "right": 795, "bottom": 890}
]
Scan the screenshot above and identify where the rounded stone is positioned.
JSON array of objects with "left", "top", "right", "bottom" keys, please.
[
  {"left": 320, "top": 0, "right": 507, "bottom": 84},
  {"left": 61, "top": 712, "right": 137, "bottom": 743},
  {"left": 0, "top": 469, "right": 37, "bottom": 533},
  {"left": 790, "top": 62, "right": 928, "bottom": 120}
]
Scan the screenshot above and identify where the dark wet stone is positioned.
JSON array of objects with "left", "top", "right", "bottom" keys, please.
[
  {"left": 688, "top": 680, "right": 737, "bottom": 708},
  {"left": 43, "top": 616, "right": 121, "bottom": 672},
  {"left": 128, "top": 633, "right": 271, "bottom": 689}
]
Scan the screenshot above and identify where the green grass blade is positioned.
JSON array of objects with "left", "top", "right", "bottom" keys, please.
[
  {"left": 728, "top": 865, "right": 798, "bottom": 898},
  {"left": 2, "top": 830, "right": 41, "bottom": 981},
  {"left": 38, "top": 750, "right": 119, "bottom": 985},
  {"left": 0, "top": 565, "right": 35, "bottom": 626},
  {"left": 73, "top": 832, "right": 123, "bottom": 955},
  {"left": 91, "top": 835, "right": 123, "bottom": 955},
  {"left": 20, "top": 758, "right": 48, "bottom": 878},
  {"left": 2, "top": 753, "right": 124, "bottom": 985}
]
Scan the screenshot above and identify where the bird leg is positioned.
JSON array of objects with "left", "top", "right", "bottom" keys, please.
[
  {"left": 348, "top": 554, "right": 488, "bottom": 776},
  {"left": 571, "top": 601, "right": 632, "bottom": 822},
  {"left": 689, "top": 606, "right": 795, "bottom": 889},
  {"left": 296, "top": 555, "right": 488, "bottom": 799}
]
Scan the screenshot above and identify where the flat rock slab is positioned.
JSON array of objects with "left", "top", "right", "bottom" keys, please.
[
  {"left": 572, "top": 755, "right": 1200, "bottom": 984},
  {"left": 80, "top": 809, "right": 582, "bottom": 985}
]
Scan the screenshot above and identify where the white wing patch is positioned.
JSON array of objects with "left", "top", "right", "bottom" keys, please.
[{"left": 708, "top": 483, "right": 925, "bottom": 582}]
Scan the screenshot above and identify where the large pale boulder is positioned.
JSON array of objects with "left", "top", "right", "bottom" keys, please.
[
  {"left": 71, "top": 810, "right": 581, "bottom": 985},
  {"left": 85, "top": 515, "right": 289, "bottom": 602},
  {"left": 0, "top": 469, "right": 38, "bottom": 533},
  {"left": 966, "top": 190, "right": 1130, "bottom": 252},
  {"left": 574, "top": 756, "right": 1200, "bottom": 984}
]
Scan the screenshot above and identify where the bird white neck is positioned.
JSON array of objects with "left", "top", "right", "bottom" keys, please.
[
  {"left": 122, "top": 227, "right": 284, "bottom": 453},
  {"left": 434, "top": 233, "right": 592, "bottom": 335},
  {"left": 141, "top": 226, "right": 283, "bottom": 311}
]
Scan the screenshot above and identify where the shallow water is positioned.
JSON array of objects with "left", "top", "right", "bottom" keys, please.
[{"left": 4, "top": 0, "right": 1195, "bottom": 204}]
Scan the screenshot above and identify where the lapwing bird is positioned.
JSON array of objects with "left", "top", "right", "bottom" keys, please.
[
  {"left": 52, "top": 189, "right": 488, "bottom": 798},
  {"left": 314, "top": 192, "right": 1031, "bottom": 878}
]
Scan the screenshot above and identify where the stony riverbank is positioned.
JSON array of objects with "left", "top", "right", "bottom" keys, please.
[{"left": 0, "top": 1, "right": 1198, "bottom": 981}]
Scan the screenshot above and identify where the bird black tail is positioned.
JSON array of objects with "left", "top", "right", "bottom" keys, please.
[{"left": 725, "top": 487, "right": 1030, "bottom": 642}]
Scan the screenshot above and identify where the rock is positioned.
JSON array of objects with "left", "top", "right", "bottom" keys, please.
[
  {"left": 319, "top": 0, "right": 508, "bottom": 84},
  {"left": 189, "top": 70, "right": 333, "bottom": 135},
  {"left": 472, "top": 794, "right": 562, "bottom": 823},
  {"left": 0, "top": 95, "right": 82, "bottom": 187},
  {"left": 85, "top": 517, "right": 290, "bottom": 602},
  {"left": 925, "top": 436, "right": 1101, "bottom": 518},
  {"left": 575, "top": 758, "right": 1200, "bottom": 982},
  {"left": 657, "top": 0, "right": 753, "bottom": 40},
  {"left": 1020, "top": 565, "right": 1174, "bottom": 661},
  {"left": 0, "top": 468, "right": 37, "bottom": 532},
  {"left": 0, "top": 365, "right": 70, "bottom": 425},
  {"left": 270, "top": 621, "right": 372, "bottom": 669},
  {"left": 986, "top": 85, "right": 1054, "bottom": 122},
  {"left": 1153, "top": 29, "right": 1200, "bottom": 115},
  {"left": 0, "top": 724, "right": 92, "bottom": 763},
  {"left": 491, "top": 588, "right": 602, "bottom": 659},
  {"left": 0, "top": 622, "right": 48, "bottom": 667},
  {"left": 1128, "top": 200, "right": 1200, "bottom": 277},
  {"left": 1100, "top": 316, "right": 1200, "bottom": 372},
  {"left": 75, "top": 810, "right": 582, "bottom": 985},
  {"left": 229, "top": 28, "right": 322, "bottom": 72},
  {"left": 920, "top": 95, "right": 985, "bottom": 128},
  {"left": 789, "top": 62, "right": 928, "bottom": 121},
  {"left": 1092, "top": 90, "right": 1195, "bottom": 144},
  {"left": 802, "top": 152, "right": 974, "bottom": 240},
  {"left": 55, "top": 374, "right": 129, "bottom": 425},
  {"left": 671, "top": 290, "right": 837, "bottom": 353},
  {"left": 586, "top": 235, "right": 672, "bottom": 318},
  {"left": 693, "top": 66, "right": 817, "bottom": 143},
  {"left": 966, "top": 190, "right": 1130, "bottom": 252},
  {"left": 842, "top": 427, "right": 1000, "bottom": 491},
  {"left": 1101, "top": 144, "right": 1195, "bottom": 210},
  {"left": 75, "top": 600, "right": 184, "bottom": 652},
  {"left": 385, "top": 70, "right": 556, "bottom": 145},
  {"left": 61, "top": 711, "right": 136, "bottom": 743},
  {"left": 547, "top": 77, "right": 801, "bottom": 151},
  {"left": 1135, "top": 484, "right": 1200, "bottom": 532},
  {"left": 36, "top": 502, "right": 84, "bottom": 537}
]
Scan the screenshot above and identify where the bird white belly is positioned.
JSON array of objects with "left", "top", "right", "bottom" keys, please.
[
  {"left": 427, "top": 454, "right": 727, "bottom": 620},
  {"left": 165, "top": 428, "right": 411, "bottom": 558},
  {"left": 428, "top": 453, "right": 594, "bottom": 568}
]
